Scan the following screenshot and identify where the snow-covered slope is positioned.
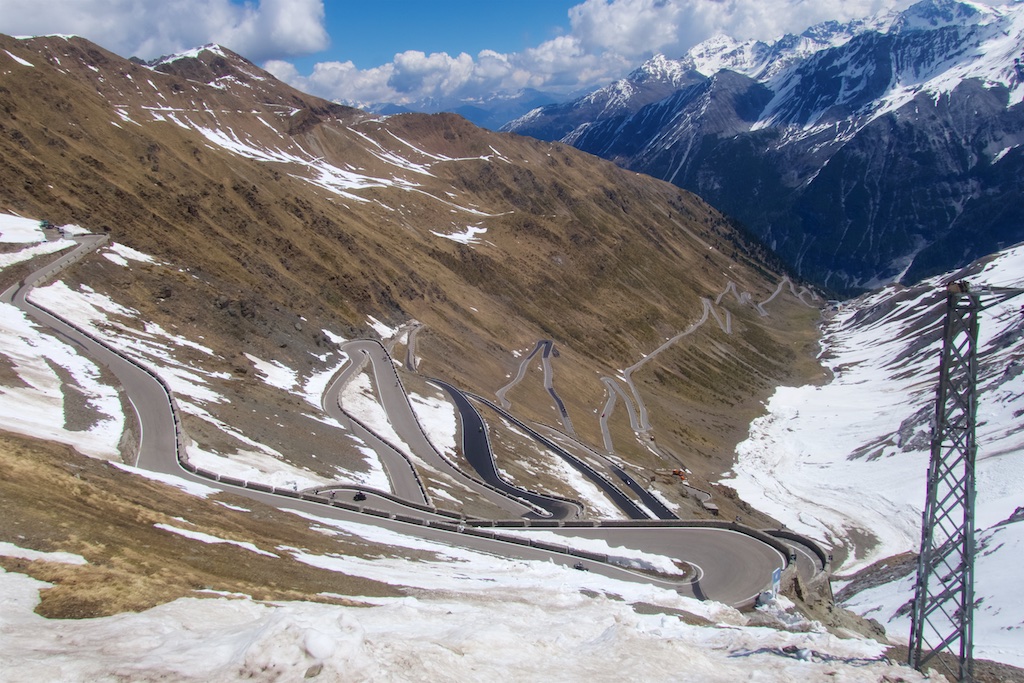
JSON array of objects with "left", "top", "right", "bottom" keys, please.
[
  {"left": 501, "top": 55, "right": 706, "bottom": 143},
  {"left": 755, "top": 0, "right": 1024, "bottom": 130},
  {"left": 0, "top": 533, "right": 917, "bottom": 683},
  {"left": 724, "top": 242, "right": 1024, "bottom": 667},
  {"left": 0, "top": 213, "right": 938, "bottom": 682},
  {"left": 524, "top": 0, "right": 1024, "bottom": 137}
]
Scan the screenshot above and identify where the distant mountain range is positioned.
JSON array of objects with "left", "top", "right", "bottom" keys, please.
[
  {"left": 503, "top": 0, "right": 1024, "bottom": 293},
  {"left": 364, "top": 88, "right": 567, "bottom": 132}
]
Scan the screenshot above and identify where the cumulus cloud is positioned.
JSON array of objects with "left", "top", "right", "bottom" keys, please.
[
  {"left": 568, "top": 0, "right": 921, "bottom": 60},
  {"left": 212, "top": 0, "right": 328, "bottom": 61},
  {"left": 0, "top": 0, "right": 328, "bottom": 62},
  {"left": 266, "top": 58, "right": 401, "bottom": 107},
  {"left": 270, "top": 0, "right": 923, "bottom": 106},
  {"left": 265, "top": 59, "right": 398, "bottom": 107},
  {"left": 0, "top": 0, "right": 961, "bottom": 106},
  {"left": 388, "top": 50, "right": 475, "bottom": 95}
]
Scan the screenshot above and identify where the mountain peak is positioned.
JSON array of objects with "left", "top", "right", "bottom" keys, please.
[
  {"left": 889, "top": 0, "right": 992, "bottom": 33},
  {"left": 148, "top": 43, "right": 230, "bottom": 66},
  {"left": 628, "top": 54, "right": 691, "bottom": 86},
  {"left": 146, "top": 43, "right": 278, "bottom": 91}
]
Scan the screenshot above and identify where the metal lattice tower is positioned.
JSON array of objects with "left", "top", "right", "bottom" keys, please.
[
  {"left": 908, "top": 282, "right": 1024, "bottom": 681},
  {"left": 908, "top": 283, "right": 980, "bottom": 682}
]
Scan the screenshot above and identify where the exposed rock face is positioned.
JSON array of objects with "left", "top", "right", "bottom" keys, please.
[{"left": 504, "top": 0, "right": 1024, "bottom": 293}]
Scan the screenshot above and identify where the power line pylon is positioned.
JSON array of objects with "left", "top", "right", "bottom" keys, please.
[{"left": 908, "top": 281, "right": 1024, "bottom": 682}]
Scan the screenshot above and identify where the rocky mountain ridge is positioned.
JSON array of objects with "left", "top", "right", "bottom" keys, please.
[{"left": 504, "top": 0, "right": 1024, "bottom": 293}]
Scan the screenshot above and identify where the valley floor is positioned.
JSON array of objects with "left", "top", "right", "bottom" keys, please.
[{"left": 724, "top": 250, "right": 1024, "bottom": 669}]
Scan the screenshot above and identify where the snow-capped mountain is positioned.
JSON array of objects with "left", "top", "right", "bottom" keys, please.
[
  {"left": 677, "top": 16, "right": 883, "bottom": 85},
  {"left": 502, "top": 55, "right": 706, "bottom": 142},
  {"left": 505, "top": 0, "right": 1024, "bottom": 293},
  {"left": 3, "top": 27, "right": 1023, "bottom": 681}
]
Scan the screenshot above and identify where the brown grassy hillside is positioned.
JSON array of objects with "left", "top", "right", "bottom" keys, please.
[{"left": 0, "top": 35, "right": 824, "bottom": 514}]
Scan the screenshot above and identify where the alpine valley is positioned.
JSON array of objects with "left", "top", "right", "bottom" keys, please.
[{"left": 1, "top": 11, "right": 1023, "bottom": 683}]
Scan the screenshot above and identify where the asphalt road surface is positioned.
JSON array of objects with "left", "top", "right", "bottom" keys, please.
[
  {"left": 504, "top": 525, "right": 787, "bottom": 605},
  {"left": 8, "top": 235, "right": 816, "bottom": 608},
  {"left": 3, "top": 235, "right": 178, "bottom": 474},
  {"left": 322, "top": 339, "right": 534, "bottom": 517},
  {"left": 432, "top": 379, "right": 581, "bottom": 520}
]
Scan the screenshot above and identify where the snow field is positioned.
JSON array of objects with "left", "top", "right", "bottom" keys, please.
[
  {"left": 0, "top": 212, "right": 940, "bottom": 680},
  {"left": 0, "top": 568, "right": 866, "bottom": 682},
  {"left": 0, "top": 513, "right": 928, "bottom": 683},
  {"left": 726, "top": 245, "right": 1024, "bottom": 666},
  {"left": 0, "top": 294, "right": 123, "bottom": 460}
]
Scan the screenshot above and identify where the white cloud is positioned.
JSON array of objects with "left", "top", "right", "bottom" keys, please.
[
  {"left": 568, "top": 0, "right": 919, "bottom": 60},
  {"left": 389, "top": 50, "right": 476, "bottom": 95},
  {"left": 265, "top": 58, "right": 398, "bottom": 107},
  {"left": 569, "top": 0, "right": 693, "bottom": 57},
  {"left": 4, "top": 0, "right": 985, "bottom": 106},
  {"left": 0, "top": 0, "right": 328, "bottom": 62},
  {"left": 269, "top": 0, "right": 924, "bottom": 107},
  {"left": 517, "top": 34, "right": 629, "bottom": 89}
]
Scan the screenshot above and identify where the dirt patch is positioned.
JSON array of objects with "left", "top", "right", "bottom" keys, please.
[
  {"left": 0, "top": 355, "right": 30, "bottom": 389},
  {"left": 43, "top": 358, "right": 106, "bottom": 434},
  {"left": 781, "top": 571, "right": 889, "bottom": 644},
  {"left": 833, "top": 552, "right": 917, "bottom": 604},
  {"left": 830, "top": 526, "right": 883, "bottom": 572},
  {"left": 631, "top": 600, "right": 714, "bottom": 626}
]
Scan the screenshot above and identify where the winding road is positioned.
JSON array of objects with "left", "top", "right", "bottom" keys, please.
[
  {"left": 496, "top": 340, "right": 575, "bottom": 436},
  {"left": 432, "top": 379, "right": 582, "bottom": 520},
  {"left": 322, "top": 339, "right": 537, "bottom": 518},
  {"left": 5, "top": 234, "right": 829, "bottom": 608},
  {"left": 596, "top": 278, "right": 818, "bottom": 456}
]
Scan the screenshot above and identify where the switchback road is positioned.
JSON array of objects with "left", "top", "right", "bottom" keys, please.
[{"left": 8, "top": 234, "right": 826, "bottom": 608}]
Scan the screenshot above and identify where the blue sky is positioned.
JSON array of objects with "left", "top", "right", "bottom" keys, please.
[
  {"left": 303, "top": 1, "right": 579, "bottom": 71},
  {"left": 0, "top": 0, "right": 920, "bottom": 106}
]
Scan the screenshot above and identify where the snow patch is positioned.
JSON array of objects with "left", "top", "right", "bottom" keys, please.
[
  {"left": 431, "top": 224, "right": 488, "bottom": 245},
  {"left": 0, "top": 541, "right": 86, "bottom": 565},
  {"left": 154, "top": 523, "right": 277, "bottom": 557}
]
